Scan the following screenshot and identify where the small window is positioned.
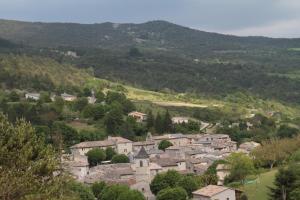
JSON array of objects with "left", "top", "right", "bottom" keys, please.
[
  {"left": 227, "top": 198, "right": 230, "bottom": 200},
  {"left": 140, "top": 160, "right": 143, "bottom": 167},
  {"left": 142, "top": 188, "right": 145, "bottom": 192}
]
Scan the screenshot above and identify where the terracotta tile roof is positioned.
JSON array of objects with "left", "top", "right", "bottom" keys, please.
[{"left": 192, "top": 185, "right": 229, "bottom": 197}]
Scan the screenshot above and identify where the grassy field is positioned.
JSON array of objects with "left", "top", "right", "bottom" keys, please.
[{"left": 241, "top": 169, "right": 277, "bottom": 200}]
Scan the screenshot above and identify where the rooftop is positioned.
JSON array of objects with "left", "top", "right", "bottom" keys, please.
[
  {"left": 192, "top": 185, "right": 230, "bottom": 197},
  {"left": 135, "top": 146, "right": 149, "bottom": 159}
]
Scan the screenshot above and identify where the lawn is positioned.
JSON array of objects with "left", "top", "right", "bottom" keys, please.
[{"left": 241, "top": 169, "right": 277, "bottom": 200}]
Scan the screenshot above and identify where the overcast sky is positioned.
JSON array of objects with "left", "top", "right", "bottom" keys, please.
[{"left": 0, "top": 0, "right": 300, "bottom": 38}]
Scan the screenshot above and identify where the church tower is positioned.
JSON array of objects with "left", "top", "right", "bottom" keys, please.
[{"left": 135, "top": 146, "right": 151, "bottom": 182}]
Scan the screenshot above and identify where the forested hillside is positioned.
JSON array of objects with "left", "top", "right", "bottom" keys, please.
[{"left": 1, "top": 19, "right": 300, "bottom": 104}]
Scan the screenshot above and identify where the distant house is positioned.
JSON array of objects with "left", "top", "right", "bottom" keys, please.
[
  {"left": 128, "top": 111, "right": 147, "bottom": 122},
  {"left": 61, "top": 93, "right": 77, "bottom": 102},
  {"left": 172, "top": 117, "right": 189, "bottom": 124},
  {"left": 25, "top": 93, "right": 40, "bottom": 101},
  {"left": 192, "top": 185, "right": 236, "bottom": 200}
]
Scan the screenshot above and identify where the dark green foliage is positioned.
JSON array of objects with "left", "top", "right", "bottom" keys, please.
[
  {"left": 86, "top": 148, "right": 106, "bottom": 167},
  {"left": 95, "top": 90, "right": 105, "bottom": 103},
  {"left": 156, "top": 187, "right": 188, "bottom": 200},
  {"left": 0, "top": 114, "right": 74, "bottom": 199},
  {"left": 83, "top": 87, "right": 92, "bottom": 97},
  {"left": 78, "top": 129, "right": 106, "bottom": 142},
  {"left": 177, "top": 175, "right": 198, "bottom": 198},
  {"left": 82, "top": 104, "right": 105, "bottom": 120},
  {"left": 111, "top": 154, "right": 129, "bottom": 163},
  {"left": 146, "top": 110, "right": 155, "bottom": 129},
  {"left": 155, "top": 113, "right": 164, "bottom": 134},
  {"left": 150, "top": 170, "right": 181, "bottom": 195},
  {"left": 105, "top": 147, "right": 117, "bottom": 160},
  {"left": 9, "top": 91, "right": 20, "bottom": 102},
  {"left": 69, "top": 181, "right": 95, "bottom": 200},
  {"left": 269, "top": 164, "right": 300, "bottom": 200},
  {"left": 91, "top": 181, "right": 107, "bottom": 199},
  {"left": 158, "top": 140, "right": 173, "bottom": 151},
  {"left": 104, "top": 104, "right": 124, "bottom": 134},
  {"left": 174, "top": 121, "right": 200, "bottom": 134},
  {"left": 52, "top": 121, "right": 79, "bottom": 147},
  {"left": 277, "top": 125, "right": 299, "bottom": 138},
  {"left": 73, "top": 97, "right": 88, "bottom": 111},
  {"left": 129, "top": 47, "right": 142, "bottom": 57},
  {"left": 163, "top": 110, "right": 172, "bottom": 133},
  {"left": 101, "top": 184, "right": 144, "bottom": 200}
]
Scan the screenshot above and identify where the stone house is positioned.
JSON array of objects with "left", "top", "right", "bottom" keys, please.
[
  {"left": 70, "top": 136, "right": 133, "bottom": 156},
  {"left": 192, "top": 185, "right": 236, "bottom": 200},
  {"left": 133, "top": 140, "right": 157, "bottom": 152}
]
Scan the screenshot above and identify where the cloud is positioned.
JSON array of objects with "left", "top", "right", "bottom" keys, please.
[{"left": 223, "top": 19, "right": 300, "bottom": 38}]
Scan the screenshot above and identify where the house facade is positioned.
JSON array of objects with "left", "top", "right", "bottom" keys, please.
[{"left": 192, "top": 185, "right": 236, "bottom": 200}]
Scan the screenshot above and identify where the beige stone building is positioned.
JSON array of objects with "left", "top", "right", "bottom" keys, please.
[
  {"left": 192, "top": 185, "right": 236, "bottom": 200},
  {"left": 70, "top": 136, "right": 133, "bottom": 156}
]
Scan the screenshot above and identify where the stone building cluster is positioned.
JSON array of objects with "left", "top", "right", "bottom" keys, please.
[{"left": 64, "top": 133, "right": 251, "bottom": 200}]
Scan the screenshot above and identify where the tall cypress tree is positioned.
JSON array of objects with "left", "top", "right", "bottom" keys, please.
[
  {"left": 147, "top": 110, "right": 155, "bottom": 129},
  {"left": 155, "top": 113, "right": 164, "bottom": 134},
  {"left": 163, "top": 110, "right": 173, "bottom": 133}
]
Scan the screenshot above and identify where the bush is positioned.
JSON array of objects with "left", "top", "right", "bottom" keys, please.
[
  {"left": 156, "top": 187, "right": 188, "bottom": 200},
  {"left": 86, "top": 148, "right": 106, "bottom": 167},
  {"left": 158, "top": 140, "right": 173, "bottom": 151},
  {"left": 111, "top": 154, "right": 129, "bottom": 163}
]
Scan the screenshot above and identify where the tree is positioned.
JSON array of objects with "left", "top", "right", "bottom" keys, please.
[
  {"left": 73, "top": 97, "right": 88, "bottom": 112},
  {"left": 269, "top": 164, "right": 300, "bottom": 200},
  {"left": 101, "top": 184, "right": 144, "bottom": 200},
  {"left": 277, "top": 125, "right": 299, "bottom": 138},
  {"left": 91, "top": 181, "right": 107, "bottom": 199},
  {"left": 105, "top": 147, "right": 117, "bottom": 160},
  {"left": 83, "top": 87, "right": 92, "bottom": 97},
  {"left": 225, "top": 153, "right": 255, "bottom": 184},
  {"left": 146, "top": 110, "right": 155, "bottom": 129},
  {"left": 86, "top": 148, "right": 106, "bottom": 167},
  {"left": 158, "top": 140, "right": 173, "bottom": 151},
  {"left": 39, "top": 91, "right": 52, "bottom": 103},
  {"left": 69, "top": 181, "right": 95, "bottom": 200},
  {"left": 117, "top": 189, "right": 145, "bottom": 200},
  {"left": 52, "top": 121, "right": 79, "bottom": 147},
  {"left": 0, "top": 114, "right": 74, "bottom": 199},
  {"left": 95, "top": 90, "right": 105, "bottom": 103},
  {"left": 104, "top": 105, "right": 124, "bottom": 134},
  {"left": 163, "top": 110, "right": 173, "bottom": 133},
  {"left": 252, "top": 137, "right": 300, "bottom": 169},
  {"left": 156, "top": 187, "right": 188, "bottom": 200},
  {"left": 150, "top": 170, "right": 181, "bottom": 195},
  {"left": 9, "top": 90, "right": 19, "bottom": 102},
  {"left": 111, "top": 154, "right": 130, "bottom": 163},
  {"left": 155, "top": 113, "right": 164, "bottom": 134},
  {"left": 177, "top": 175, "right": 198, "bottom": 198},
  {"left": 128, "top": 47, "right": 142, "bottom": 57}
]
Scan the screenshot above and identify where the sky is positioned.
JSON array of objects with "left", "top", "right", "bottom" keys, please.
[{"left": 0, "top": 0, "right": 300, "bottom": 38}]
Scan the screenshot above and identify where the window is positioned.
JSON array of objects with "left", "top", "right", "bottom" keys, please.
[
  {"left": 227, "top": 198, "right": 230, "bottom": 200},
  {"left": 140, "top": 160, "right": 143, "bottom": 167},
  {"left": 142, "top": 188, "right": 145, "bottom": 192}
]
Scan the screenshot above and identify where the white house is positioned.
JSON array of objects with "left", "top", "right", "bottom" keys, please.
[
  {"left": 25, "top": 93, "right": 40, "bottom": 101},
  {"left": 172, "top": 117, "right": 189, "bottom": 124},
  {"left": 61, "top": 93, "right": 77, "bottom": 102},
  {"left": 192, "top": 185, "right": 236, "bottom": 200}
]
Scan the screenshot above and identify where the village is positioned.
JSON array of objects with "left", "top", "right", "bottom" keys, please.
[{"left": 64, "top": 111, "right": 260, "bottom": 200}]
